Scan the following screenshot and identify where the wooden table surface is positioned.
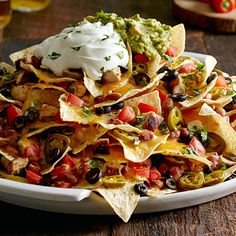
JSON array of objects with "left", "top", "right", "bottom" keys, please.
[{"left": 0, "top": 0, "right": 236, "bottom": 235}]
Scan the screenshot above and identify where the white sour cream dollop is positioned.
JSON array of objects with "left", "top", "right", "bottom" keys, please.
[{"left": 33, "top": 20, "right": 129, "bottom": 80}]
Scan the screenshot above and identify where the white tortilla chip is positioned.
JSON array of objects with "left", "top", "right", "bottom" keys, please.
[
  {"left": 10, "top": 45, "right": 38, "bottom": 63},
  {"left": 96, "top": 181, "right": 140, "bottom": 222}
]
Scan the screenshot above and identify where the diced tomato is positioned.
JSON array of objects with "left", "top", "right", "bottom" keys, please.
[
  {"left": 24, "top": 144, "right": 41, "bottom": 161},
  {"left": 67, "top": 93, "right": 84, "bottom": 108},
  {"left": 156, "top": 89, "right": 169, "bottom": 103},
  {"left": 51, "top": 164, "right": 70, "bottom": 181},
  {"left": 55, "top": 181, "right": 72, "bottom": 188},
  {"left": 189, "top": 136, "right": 206, "bottom": 156},
  {"left": 169, "top": 166, "right": 184, "bottom": 181},
  {"left": 7, "top": 104, "right": 22, "bottom": 127},
  {"left": 28, "top": 163, "right": 41, "bottom": 175},
  {"left": 215, "top": 75, "right": 228, "bottom": 87},
  {"left": 178, "top": 62, "right": 196, "bottom": 74},
  {"left": 182, "top": 109, "right": 201, "bottom": 123},
  {"left": 148, "top": 167, "right": 161, "bottom": 181},
  {"left": 131, "top": 166, "right": 150, "bottom": 179},
  {"left": 26, "top": 170, "right": 43, "bottom": 184},
  {"left": 117, "top": 106, "right": 136, "bottom": 123},
  {"left": 138, "top": 102, "right": 158, "bottom": 113},
  {"left": 165, "top": 45, "right": 178, "bottom": 57},
  {"left": 62, "top": 154, "right": 75, "bottom": 166},
  {"left": 158, "top": 163, "right": 169, "bottom": 174},
  {"left": 134, "top": 53, "right": 149, "bottom": 63}
]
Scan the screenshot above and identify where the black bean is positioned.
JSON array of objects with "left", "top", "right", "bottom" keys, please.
[
  {"left": 95, "top": 107, "right": 104, "bottom": 115},
  {"left": 86, "top": 168, "right": 102, "bottom": 184},
  {"left": 0, "top": 66, "right": 7, "bottom": 75},
  {"left": 165, "top": 178, "right": 177, "bottom": 190},
  {"left": 60, "top": 126, "right": 75, "bottom": 136},
  {"left": 206, "top": 72, "right": 218, "bottom": 84},
  {"left": 111, "top": 101, "right": 124, "bottom": 110},
  {"left": 134, "top": 183, "right": 148, "bottom": 196},
  {"left": 13, "top": 115, "right": 28, "bottom": 130},
  {"left": 25, "top": 107, "right": 39, "bottom": 122},
  {"left": 171, "top": 93, "right": 188, "bottom": 102},
  {"left": 133, "top": 73, "right": 150, "bottom": 86},
  {"left": 93, "top": 145, "right": 110, "bottom": 155},
  {"left": 46, "top": 147, "right": 62, "bottom": 163},
  {"left": 103, "top": 106, "right": 112, "bottom": 114}
]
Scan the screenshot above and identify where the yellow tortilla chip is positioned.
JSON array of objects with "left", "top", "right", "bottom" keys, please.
[
  {"left": 110, "top": 130, "right": 168, "bottom": 162},
  {"left": 155, "top": 140, "right": 212, "bottom": 166},
  {"left": 71, "top": 125, "right": 107, "bottom": 154},
  {"left": 180, "top": 78, "right": 216, "bottom": 108},
  {"left": 95, "top": 181, "right": 140, "bottom": 222},
  {"left": 124, "top": 90, "right": 162, "bottom": 115},
  {"left": 10, "top": 45, "right": 38, "bottom": 63},
  {"left": 170, "top": 24, "right": 186, "bottom": 58},
  {"left": 0, "top": 93, "right": 22, "bottom": 106},
  {"left": 199, "top": 103, "right": 236, "bottom": 158},
  {"left": 21, "top": 62, "right": 77, "bottom": 84},
  {"left": 223, "top": 164, "right": 236, "bottom": 180}
]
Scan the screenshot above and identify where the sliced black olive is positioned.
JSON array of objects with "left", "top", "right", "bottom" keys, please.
[
  {"left": 134, "top": 182, "right": 148, "bottom": 196},
  {"left": 206, "top": 72, "right": 218, "bottom": 84},
  {"left": 111, "top": 101, "right": 124, "bottom": 110},
  {"left": 165, "top": 178, "right": 177, "bottom": 190},
  {"left": 133, "top": 73, "right": 150, "bottom": 86},
  {"left": 60, "top": 126, "right": 75, "bottom": 136},
  {"left": 46, "top": 147, "right": 62, "bottom": 163},
  {"left": 119, "top": 66, "right": 128, "bottom": 73},
  {"left": 203, "top": 165, "right": 213, "bottom": 174},
  {"left": 224, "top": 95, "right": 236, "bottom": 111},
  {"left": 0, "top": 87, "right": 11, "bottom": 98},
  {"left": 13, "top": 115, "right": 28, "bottom": 130},
  {"left": 103, "top": 106, "right": 112, "bottom": 114},
  {"left": 25, "top": 107, "right": 39, "bottom": 122},
  {"left": 158, "top": 66, "right": 169, "bottom": 74},
  {"left": 95, "top": 107, "right": 104, "bottom": 115},
  {"left": 86, "top": 168, "right": 102, "bottom": 184},
  {"left": 162, "top": 69, "right": 179, "bottom": 82},
  {"left": 93, "top": 145, "right": 110, "bottom": 155},
  {"left": 0, "top": 66, "right": 7, "bottom": 75},
  {"left": 171, "top": 93, "right": 188, "bottom": 102}
]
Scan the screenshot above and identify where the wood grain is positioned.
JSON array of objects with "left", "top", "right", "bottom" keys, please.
[
  {"left": 173, "top": 0, "right": 236, "bottom": 33},
  {"left": 0, "top": 0, "right": 236, "bottom": 235}
]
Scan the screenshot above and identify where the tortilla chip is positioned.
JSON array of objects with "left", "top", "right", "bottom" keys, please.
[
  {"left": 0, "top": 149, "right": 15, "bottom": 161},
  {"left": 0, "top": 62, "right": 15, "bottom": 73},
  {"left": 0, "top": 93, "right": 22, "bottom": 106},
  {"left": 95, "top": 181, "right": 140, "bottom": 222},
  {"left": 146, "top": 53, "right": 161, "bottom": 78},
  {"left": 170, "top": 24, "right": 186, "bottom": 58},
  {"left": 71, "top": 125, "right": 107, "bottom": 154},
  {"left": 203, "top": 55, "right": 217, "bottom": 84},
  {"left": 199, "top": 103, "right": 236, "bottom": 158},
  {"left": 110, "top": 130, "right": 168, "bottom": 162},
  {"left": 21, "top": 62, "right": 77, "bottom": 84},
  {"left": 155, "top": 140, "right": 212, "bottom": 166},
  {"left": 180, "top": 78, "right": 216, "bottom": 108},
  {"left": 124, "top": 90, "right": 162, "bottom": 115},
  {"left": 10, "top": 45, "right": 38, "bottom": 63},
  {"left": 223, "top": 165, "right": 236, "bottom": 180}
]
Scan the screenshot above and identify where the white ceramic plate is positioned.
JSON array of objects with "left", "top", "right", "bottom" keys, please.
[{"left": 1, "top": 52, "right": 236, "bottom": 215}]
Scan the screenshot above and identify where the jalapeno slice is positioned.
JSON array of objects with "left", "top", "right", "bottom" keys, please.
[
  {"left": 167, "top": 107, "right": 184, "bottom": 131},
  {"left": 45, "top": 134, "right": 70, "bottom": 163},
  {"left": 203, "top": 170, "right": 224, "bottom": 186},
  {"left": 101, "top": 175, "right": 126, "bottom": 188},
  {"left": 178, "top": 172, "right": 204, "bottom": 190}
]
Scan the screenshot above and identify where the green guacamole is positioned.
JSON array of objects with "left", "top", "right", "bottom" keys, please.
[{"left": 86, "top": 11, "right": 171, "bottom": 59}]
